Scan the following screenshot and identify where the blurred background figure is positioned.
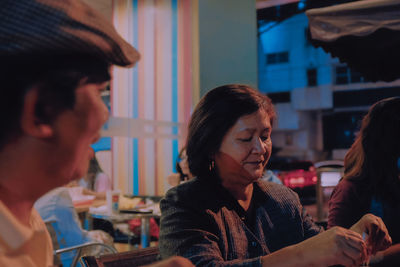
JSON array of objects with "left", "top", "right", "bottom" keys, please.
[
  {"left": 328, "top": 97, "right": 400, "bottom": 266},
  {"left": 167, "top": 147, "right": 194, "bottom": 187},
  {"left": 261, "top": 169, "right": 282, "bottom": 185},
  {"left": 34, "top": 184, "right": 114, "bottom": 267},
  {"left": 80, "top": 148, "right": 111, "bottom": 200}
]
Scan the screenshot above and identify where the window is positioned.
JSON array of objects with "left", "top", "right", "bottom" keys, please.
[
  {"left": 335, "top": 66, "right": 368, "bottom": 85},
  {"left": 267, "top": 92, "right": 291, "bottom": 103},
  {"left": 323, "top": 111, "right": 366, "bottom": 150},
  {"left": 307, "top": 68, "right": 317, "bottom": 87},
  {"left": 266, "top": 51, "right": 289, "bottom": 64},
  {"left": 336, "top": 66, "right": 348, "bottom": 85}
]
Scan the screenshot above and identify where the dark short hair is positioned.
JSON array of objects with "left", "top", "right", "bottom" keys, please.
[
  {"left": 186, "top": 84, "right": 276, "bottom": 178},
  {"left": 0, "top": 54, "right": 110, "bottom": 149}
]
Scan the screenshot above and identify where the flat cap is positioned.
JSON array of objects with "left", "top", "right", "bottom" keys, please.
[{"left": 0, "top": 0, "right": 140, "bottom": 67}]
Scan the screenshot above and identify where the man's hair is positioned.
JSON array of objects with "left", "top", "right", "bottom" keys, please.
[
  {"left": 344, "top": 97, "right": 400, "bottom": 200},
  {"left": 186, "top": 84, "right": 276, "bottom": 178},
  {"left": 0, "top": 54, "right": 110, "bottom": 149}
]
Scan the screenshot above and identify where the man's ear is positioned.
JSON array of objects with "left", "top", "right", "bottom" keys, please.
[{"left": 20, "top": 87, "right": 54, "bottom": 138}]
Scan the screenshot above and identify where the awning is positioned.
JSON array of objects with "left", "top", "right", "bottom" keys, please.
[{"left": 306, "top": 0, "right": 400, "bottom": 82}]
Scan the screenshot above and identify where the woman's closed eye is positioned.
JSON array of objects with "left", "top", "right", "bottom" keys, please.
[
  {"left": 238, "top": 137, "right": 252, "bottom": 142},
  {"left": 238, "top": 135, "right": 270, "bottom": 143}
]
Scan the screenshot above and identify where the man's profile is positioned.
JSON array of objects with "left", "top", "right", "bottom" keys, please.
[{"left": 0, "top": 1, "right": 192, "bottom": 266}]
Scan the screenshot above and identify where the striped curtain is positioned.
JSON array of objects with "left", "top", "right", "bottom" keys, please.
[{"left": 105, "top": 0, "right": 199, "bottom": 196}]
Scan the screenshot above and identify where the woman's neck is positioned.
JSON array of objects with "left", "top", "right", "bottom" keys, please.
[{"left": 222, "top": 181, "right": 254, "bottom": 211}]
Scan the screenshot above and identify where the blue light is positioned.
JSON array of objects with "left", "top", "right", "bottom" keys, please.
[
  {"left": 298, "top": 1, "right": 305, "bottom": 10},
  {"left": 91, "top": 137, "right": 111, "bottom": 152}
]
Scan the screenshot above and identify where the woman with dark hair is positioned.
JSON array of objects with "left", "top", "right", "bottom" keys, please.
[
  {"left": 329, "top": 97, "right": 400, "bottom": 265},
  {"left": 80, "top": 151, "right": 111, "bottom": 200},
  {"left": 167, "top": 147, "right": 194, "bottom": 187},
  {"left": 176, "top": 148, "right": 194, "bottom": 182},
  {"left": 159, "top": 84, "right": 391, "bottom": 267}
]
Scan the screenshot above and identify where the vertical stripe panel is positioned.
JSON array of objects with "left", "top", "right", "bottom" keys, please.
[
  {"left": 183, "top": 0, "right": 193, "bottom": 123},
  {"left": 112, "top": 0, "right": 133, "bottom": 194},
  {"left": 171, "top": 0, "right": 179, "bottom": 171},
  {"left": 177, "top": 0, "right": 184, "bottom": 152},
  {"left": 137, "top": 0, "right": 145, "bottom": 195},
  {"left": 156, "top": 0, "right": 172, "bottom": 195},
  {"left": 154, "top": 0, "right": 161, "bottom": 195},
  {"left": 111, "top": 1, "right": 120, "bottom": 192},
  {"left": 141, "top": 0, "right": 156, "bottom": 195},
  {"left": 191, "top": 0, "right": 200, "bottom": 106},
  {"left": 111, "top": 0, "right": 195, "bottom": 196},
  {"left": 132, "top": 0, "right": 139, "bottom": 195}
]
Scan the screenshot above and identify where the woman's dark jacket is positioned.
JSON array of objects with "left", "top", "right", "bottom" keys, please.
[{"left": 159, "top": 176, "right": 322, "bottom": 266}]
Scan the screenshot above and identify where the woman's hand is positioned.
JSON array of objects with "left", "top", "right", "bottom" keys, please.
[
  {"left": 295, "top": 226, "right": 368, "bottom": 267},
  {"left": 261, "top": 226, "right": 369, "bottom": 267},
  {"left": 350, "top": 213, "right": 392, "bottom": 255}
]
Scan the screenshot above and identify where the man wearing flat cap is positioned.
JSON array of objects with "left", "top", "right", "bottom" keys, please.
[{"left": 0, "top": 1, "right": 192, "bottom": 266}]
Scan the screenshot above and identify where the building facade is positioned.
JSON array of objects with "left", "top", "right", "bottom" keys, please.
[{"left": 258, "top": 13, "right": 400, "bottom": 161}]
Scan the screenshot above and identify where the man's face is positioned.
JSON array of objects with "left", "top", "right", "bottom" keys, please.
[{"left": 49, "top": 80, "right": 109, "bottom": 184}]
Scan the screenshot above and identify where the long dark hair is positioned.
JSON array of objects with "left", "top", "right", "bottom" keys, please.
[
  {"left": 175, "top": 147, "right": 188, "bottom": 181},
  {"left": 86, "top": 156, "right": 104, "bottom": 190},
  {"left": 344, "top": 97, "right": 400, "bottom": 200},
  {"left": 186, "top": 84, "right": 276, "bottom": 178}
]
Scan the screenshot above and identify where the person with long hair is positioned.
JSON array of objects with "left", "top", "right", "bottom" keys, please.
[
  {"left": 167, "top": 147, "right": 194, "bottom": 187},
  {"left": 80, "top": 152, "right": 111, "bottom": 200},
  {"left": 329, "top": 97, "right": 400, "bottom": 265},
  {"left": 176, "top": 148, "right": 194, "bottom": 182},
  {"left": 159, "top": 84, "right": 391, "bottom": 267}
]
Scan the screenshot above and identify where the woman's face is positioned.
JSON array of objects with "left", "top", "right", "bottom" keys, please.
[{"left": 215, "top": 109, "right": 272, "bottom": 186}]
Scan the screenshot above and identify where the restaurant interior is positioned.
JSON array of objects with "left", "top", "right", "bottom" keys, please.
[{"left": 20, "top": 0, "right": 400, "bottom": 266}]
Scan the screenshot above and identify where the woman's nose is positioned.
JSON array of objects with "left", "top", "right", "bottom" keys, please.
[{"left": 252, "top": 137, "right": 266, "bottom": 154}]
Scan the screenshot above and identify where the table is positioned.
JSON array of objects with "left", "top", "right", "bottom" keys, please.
[
  {"left": 74, "top": 200, "right": 106, "bottom": 230},
  {"left": 89, "top": 210, "right": 159, "bottom": 248},
  {"left": 74, "top": 199, "right": 106, "bottom": 213}
]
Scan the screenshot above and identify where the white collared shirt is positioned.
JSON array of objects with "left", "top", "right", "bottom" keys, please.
[{"left": 0, "top": 201, "right": 53, "bottom": 267}]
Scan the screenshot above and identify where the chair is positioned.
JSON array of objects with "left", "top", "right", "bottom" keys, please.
[
  {"left": 80, "top": 246, "right": 160, "bottom": 267},
  {"left": 45, "top": 221, "right": 117, "bottom": 267},
  {"left": 56, "top": 241, "right": 117, "bottom": 267}
]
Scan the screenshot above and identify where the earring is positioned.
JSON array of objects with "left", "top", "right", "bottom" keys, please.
[{"left": 209, "top": 160, "right": 215, "bottom": 171}]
